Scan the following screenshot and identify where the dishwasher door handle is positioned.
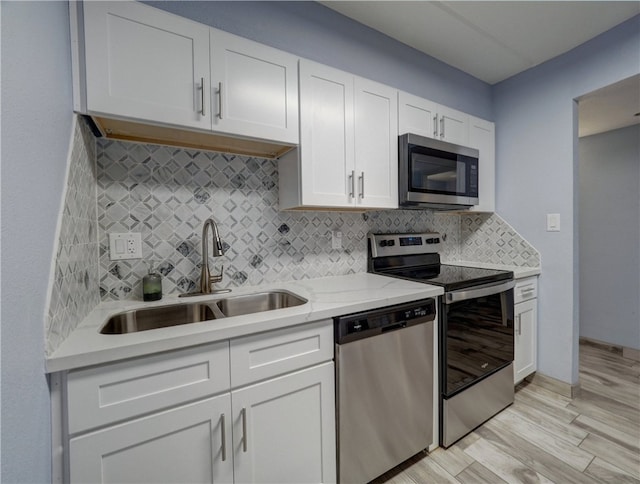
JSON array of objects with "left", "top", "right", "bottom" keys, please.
[{"left": 381, "top": 322, "right": 407, "bottom": 333}]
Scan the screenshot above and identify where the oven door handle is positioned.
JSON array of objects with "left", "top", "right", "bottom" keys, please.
[{"left": 445, "top": 280, "right": 515, "bottom": 304}]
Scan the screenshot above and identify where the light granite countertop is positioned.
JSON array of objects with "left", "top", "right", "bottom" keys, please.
[
  {"left": 46, "top": 273, "right": 443, "bottom": 373},
  {"left": 444, "top": 260, "right": 541, "bottom": 279}
]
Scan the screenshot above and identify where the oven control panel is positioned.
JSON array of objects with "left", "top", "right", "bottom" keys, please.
[{"left": 369, "top": 232, "right": 442, "bottom": 258}]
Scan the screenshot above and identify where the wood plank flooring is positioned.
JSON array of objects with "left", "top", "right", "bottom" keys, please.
[{"left": 373, "top": 343, "right": 640, "bottom": 483}]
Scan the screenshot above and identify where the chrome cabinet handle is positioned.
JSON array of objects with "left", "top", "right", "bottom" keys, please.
[
  {"left": 217, "top": 82, "right": 223, "bottom": 119},
  {"left": 349, "top": 170, "right": 355, "bottom": 198},
  {"left": 220, "top": 413, "right": 227, "bottom": 461},
  {"left": 358, "top": 171, "right": 364, "bottom": 199},
  {"left": 440, "top": 116, "right": 445, "bottom": 139},
  {"left": 433, "top": 115, "right": 438, "bottom": 137},
  {"left": 517, "top": 314, "right": 522, "bottom": 335},
  {"left": 241, "top": 407, "right": 247, "bottom": 452},
  {"left": 199, "top": 77, "right": 206, "bottom": 116}
]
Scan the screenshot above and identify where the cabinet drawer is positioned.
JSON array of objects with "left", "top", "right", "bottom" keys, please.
[
  {"left": 67, "top": 341, "right": 230, "bottom": 435},
  {"left": 515, "top": 277, "right": 538, "bottom": 304},
  {"left": 230, "top": 320, "right": 333, "bottom": 387}
]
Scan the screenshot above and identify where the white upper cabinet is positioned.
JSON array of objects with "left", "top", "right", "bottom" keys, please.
[
  {"left": 279, "top": 60, "right": 398, "bottom": 210},
  {"left": 74, "top": 1, "right": 299, "bottom": 156},
  {"left": 210, "top": 29, "right": 299, "bottom": 144},
  {"left": 398, "top": 91, "right": 437, "bottom": 138},
  {"left": 295, "top": 61, "right": 355, "bottom": 208},
  {"left": 82, "top": 1, "right": 211, "bottom": 130},
  {"left": 467, "top": 116, "right": 495, "bottom": 212},
  {"left": 354, "top": 78, "right": 398, "bottom": 209},
  {"left": 436, "top": 105, "right": 469, "bottom": 145},
  {"left": 398, "top": 91, "right": 469, "bottom": 145}
]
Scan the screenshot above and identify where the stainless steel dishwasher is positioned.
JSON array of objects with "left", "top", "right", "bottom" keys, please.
[{"left": 335, "top": 298, "right": 436, "bottom": 484}]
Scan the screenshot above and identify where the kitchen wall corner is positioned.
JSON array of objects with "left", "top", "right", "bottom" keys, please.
[{"left": 45, "top": 116, "right": 100, "bottom": 355}]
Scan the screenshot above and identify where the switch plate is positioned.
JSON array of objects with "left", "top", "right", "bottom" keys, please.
[
  {"left": 331, "top": 231, "right": 342, "bottom": 250},
  {"left": 546, "top": 213, "right": 561, "bottom": 232},
  {"left": 109, "top": 233, "right": 142, "bottom": 260}
]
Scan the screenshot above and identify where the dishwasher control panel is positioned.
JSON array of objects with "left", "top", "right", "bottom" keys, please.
[{"left": 334, "top": 298, "right": 436, "bottom": 344}]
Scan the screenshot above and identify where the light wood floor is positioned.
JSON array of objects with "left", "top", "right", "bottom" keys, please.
[{"left": 373, "top": 342, "right": 640, "bottom": 483}]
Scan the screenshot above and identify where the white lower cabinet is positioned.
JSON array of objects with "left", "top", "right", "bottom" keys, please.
[
  {"left": 232, "top": 363, "right": 336, "bottom": 484},
  {"left": 63, "top": 321, "right": 335, "bottom": 483},
  {"left": 514, "top": 277, "right": 538, "bottom": 384},
  {"left": 70, "top": 394, "right": 234, "bottom": 484}
]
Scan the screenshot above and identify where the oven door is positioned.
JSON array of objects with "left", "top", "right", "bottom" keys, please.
[{"left": 441, "top": 280, "right": 515, "bottom": 398}]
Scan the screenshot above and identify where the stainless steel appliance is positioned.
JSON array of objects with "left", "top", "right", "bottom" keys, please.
[
  {"left": 399, "top": 133, "right": 479, "bottom": 210},
  {"left": 335, "top": 299, "right": 436, "bottom": 484},
  {"left": 368, "top": 232, "right": 515, "bottom": 448}
]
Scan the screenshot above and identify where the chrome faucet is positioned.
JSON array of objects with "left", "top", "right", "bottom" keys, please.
[{"left": 180, "top": 217, "right": 231, "bottom": 297}]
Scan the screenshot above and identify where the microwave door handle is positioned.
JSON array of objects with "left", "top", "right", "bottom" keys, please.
[{"left": 445, "top": 280, "right": 515, "bottom": 304}]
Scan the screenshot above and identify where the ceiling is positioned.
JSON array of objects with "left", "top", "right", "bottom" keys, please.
[
  {"left": 321, "top": 1, "right": 640, "bottom": 136},
  {"left": 320, "top": 1, "right": 640, "bottom": 85},
  {"left": 578, "top": 75, "right": 640, "bottom": 137}
]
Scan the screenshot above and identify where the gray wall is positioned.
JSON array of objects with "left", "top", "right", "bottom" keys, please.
[
  {"left": 1, "top": 1, "right": 73, "bottom": 482},
  {"left": 579, "top": 125, "right": 640, "bottom": 349},
  {"left": 147, "top": 1, "right": 493, "bottom": 121},
  {"left": 493, "top": 15, "right": 640, "bottom": 384}
]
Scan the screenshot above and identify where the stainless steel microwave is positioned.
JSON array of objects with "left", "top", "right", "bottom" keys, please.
[{"left": 399, "top": 133, "right": 479, "bottom": 210}]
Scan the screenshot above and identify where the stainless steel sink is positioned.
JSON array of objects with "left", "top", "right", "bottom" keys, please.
[
  {"left": 215, "top": 290, "right": 307, "bottom": 317},
  {"left": 100, "top": 303, "right": 220, "bottom": 334},
  {"left": 100, "top": 290, "right": 307, "bottom": 334}
]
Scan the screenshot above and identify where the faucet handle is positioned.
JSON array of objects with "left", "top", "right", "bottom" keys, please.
[{"left": 210, "top": 264, "right": 224, "bottom": 284}]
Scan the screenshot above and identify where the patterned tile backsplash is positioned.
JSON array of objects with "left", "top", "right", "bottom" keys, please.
[
  {"left": 46, "top": 120, "right": 539, "bottom": 353},
  {"left": 458, "top": 213, "right": 540, "bottom": 267},
  {"left": 96, "top": 139, "right": 464, "bottom": 300},
  {"left": 46, "top": 117, "right": 100, "bottom": 355}
]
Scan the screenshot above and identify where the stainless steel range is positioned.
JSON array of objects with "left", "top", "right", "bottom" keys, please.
[{"left": 368, "top": 232, "right": 515, "bottom": 447}]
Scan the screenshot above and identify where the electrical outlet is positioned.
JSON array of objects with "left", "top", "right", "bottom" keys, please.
[
  {"left": 109, "top": 233, "right": 142, "bottom": 260},
  {"left": 331, "top": 231, "right": 342, "bottom": 250}
]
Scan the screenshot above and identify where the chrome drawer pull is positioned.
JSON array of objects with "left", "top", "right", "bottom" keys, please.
[
  {"left": 199, "top": 77, "right": 206, "bottom": 116},
  {"left": 241, "top": 407, "right": 248, "bottom": 452},
  {"left": 220, "top": 413, "right": 227, "bottom": 461},
  {"left": 349, "top": 170, "right": 355, "bottom": 198}
]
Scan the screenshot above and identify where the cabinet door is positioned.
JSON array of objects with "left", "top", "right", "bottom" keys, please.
[
  {"left": 210, "top": 29, "right": 298, "bottom": 144},
  {"left": 467, "top": 116, "right": 495, "bottom": 212},
  {"left": 514, "top": 299, "right": 538, "bottom": 384},
  {"left": 232, "top": 362, "right": 336, "bottom": 484},
  {"left": 437, "top": 105, "right": 469, "bottom": 145},
  {"left": 69, "top": 394, "right": 233, "bottom": 484},
  {"left": 298, "top": 60, "right": 355, "bottom": 207},
  {"left": 354, "top": 78, "right": 399, "bottom": 209},
  {"left": 398, "top": 91, "right": 437, "bottom": 138},
  {"left": 83, "top": 1, "right": 211, "bottom": 130}
]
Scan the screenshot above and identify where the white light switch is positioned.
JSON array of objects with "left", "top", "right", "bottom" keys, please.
[
  {"left": 546, "top": 213, "right": 561, "bottom": 232},
  {"left": 109, "top": 233, "right": 142, "bottom": 260}
]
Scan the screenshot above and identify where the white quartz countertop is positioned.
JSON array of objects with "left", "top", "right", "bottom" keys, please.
[
  {"left": 444, "top": 261, "right": 541, "bottom": 279},
  {"left": 46, "top": 273, "right": 443, "bottom": 373}
]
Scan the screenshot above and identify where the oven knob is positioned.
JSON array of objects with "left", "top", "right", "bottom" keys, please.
[
  {"left": 379, "top": 240, "right": 388, "bottom": 247},
  {"left": 387, "top": 240, "right": 395, "bottom": 246},
  {"left": 433, "top": 237, "right": 440, "bottom": 243},
  {"left": 425, "top": 238, "right": 434, "bottom": 244}
]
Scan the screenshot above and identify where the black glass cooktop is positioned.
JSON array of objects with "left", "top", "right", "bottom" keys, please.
[{"left": 382, "top": 264, "right": 513, "bottom": 292}]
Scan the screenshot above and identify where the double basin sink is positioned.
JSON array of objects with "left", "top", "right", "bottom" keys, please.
[{"left": 100, "top": 290, "right": 307, "bottom": 335}]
